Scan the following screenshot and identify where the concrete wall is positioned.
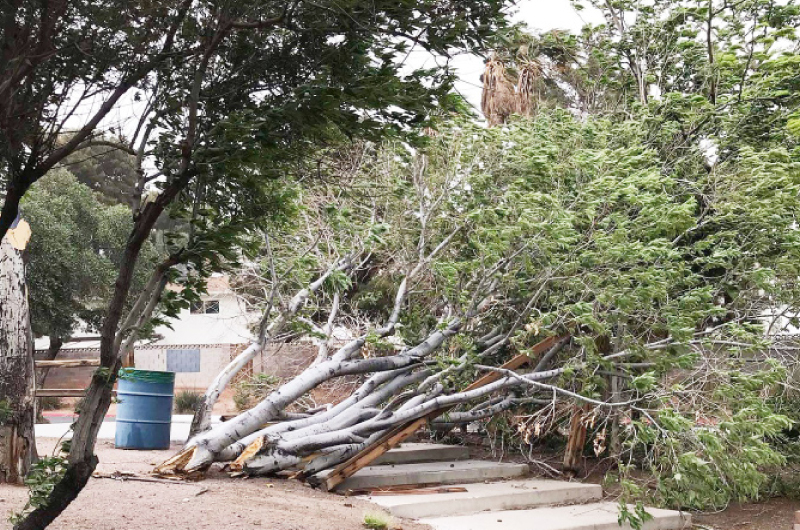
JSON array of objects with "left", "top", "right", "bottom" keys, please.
[
  {"left": 254, "top": 343, "right": 319, "bottom": 378},
  {"left": 134, "top": 345, "right": 234, "bottom": 391},
  {"left": 38, "top": 342, "right": 327, "bottom": 393}
]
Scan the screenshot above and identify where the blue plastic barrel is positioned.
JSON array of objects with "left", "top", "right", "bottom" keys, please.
[{"left": 115, "top": 369, "right": 175, "bottom": 450}]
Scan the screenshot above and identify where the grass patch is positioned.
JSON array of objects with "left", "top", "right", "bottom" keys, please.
[
  {"left": 363, "top": 511, "right": 394, "bottom": 530},
  {"left": 174, "top": 390, "right": 203, "bottom": 414},
  {"left": 39, "top": 396, "right": 63, "bottom": 410}
]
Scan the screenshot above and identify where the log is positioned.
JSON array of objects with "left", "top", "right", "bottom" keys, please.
[
  {"left": 315, "top": 337, "right": 566, "bottom": 491},
  {"left": 35, "top": 359, "right": 101, "bottom": 368},
  {"left": 36, "top": 389, "right": 116, "bottom": 397}
]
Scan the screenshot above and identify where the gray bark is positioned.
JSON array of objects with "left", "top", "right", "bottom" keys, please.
[
  {"left": 189, "top": 258, "right": 351, "bottom": 438},
  {"left": 0, "top": 236, "right": 36, "bottom": 483}
]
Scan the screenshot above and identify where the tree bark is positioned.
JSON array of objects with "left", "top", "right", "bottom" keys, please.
[
  {"left": 189, "top": 258, "right": 351, "bottom": 439},
  {"left": 36, "top": 336, "right": 63, "bottom": 419},
  {"left": 0, "top": 236, "right": 36, "bottom": 484}
]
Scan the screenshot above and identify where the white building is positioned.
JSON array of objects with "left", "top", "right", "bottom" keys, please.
[
  {"left": 132, "top": 273, "right": 260, "bottom": 390},
  {"left": 35, "top": 274, "right": 261, "bottom": 391}
]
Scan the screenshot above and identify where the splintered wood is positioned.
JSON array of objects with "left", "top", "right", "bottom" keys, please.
[{"left": 318, "top": 335, "right": 567, "bottom": 491}]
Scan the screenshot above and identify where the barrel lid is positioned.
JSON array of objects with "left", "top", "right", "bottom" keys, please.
[{"left": 118, "top": 368, "right": 175, "bottom": 384}]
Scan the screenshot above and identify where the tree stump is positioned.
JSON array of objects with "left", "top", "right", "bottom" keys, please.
[{"left": 563, "top": 404, "right": 590, "bottom": 475}]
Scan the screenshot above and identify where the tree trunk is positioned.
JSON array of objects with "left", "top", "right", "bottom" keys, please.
[
  {"left": 563, "top": 404, "right": 590, "bottom": 474},
  {"left": 0, "top": 236, "right": 36, "bottom": 484},
  {"left": 36, "top": 336, "right": 63, "bottom": 420}
]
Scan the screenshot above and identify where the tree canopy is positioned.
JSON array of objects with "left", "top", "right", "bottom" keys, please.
[{"left": 22, "top": 170, "right": 159, "bottom": 341}]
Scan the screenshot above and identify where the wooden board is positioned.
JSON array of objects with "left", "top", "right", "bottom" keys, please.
[
  {"left": 36, "top": 389, "right": 87, "bottom": 397},
  {"left": 318, "top": 335, "right": 568, "bottom": 491},
  {"left": 35, "top": 359, "right": 101, "bottom": 368},
  {"left": 36, "top": 388, "right": 116, "bottom": 397}
]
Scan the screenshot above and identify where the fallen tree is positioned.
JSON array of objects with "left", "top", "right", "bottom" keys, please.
[{"left": 153, "top": 112, "right": 800, "bottom": 516}]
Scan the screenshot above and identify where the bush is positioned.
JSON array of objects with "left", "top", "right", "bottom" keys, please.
[
  {"left": 174, "top": 390, "right": 202, "bottom": 414},
  {"left": 233, "top": 373, "right": 280, "bottom": 411},
  {"left": 39, "top": 397, "right": 62, "bottom": 411}
]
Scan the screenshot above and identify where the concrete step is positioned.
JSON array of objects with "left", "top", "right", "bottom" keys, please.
[
  {"left": 419, "top": 501, "right": 691, "bottom": 530},
  {"left": 369, "top": 478, "right": 602, "bottom": 518},
  {"left": 373, "top": 443, "right": 470, "bottom": 466},
  {"left": 326, "top": 460, "right": 528, "bottom": 491}
]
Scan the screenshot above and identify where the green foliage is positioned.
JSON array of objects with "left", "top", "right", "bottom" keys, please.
[
  {"left": 233, "top": 373, "right": 281, "bottom": 412},
  {"left": 21, "top": 169, "right": 160, "bottom": 340},
  {"left": 62, "top": 136, "right": 140, "bottom": 208},
  {"left": 9, "top": 456, "right": 68, "bottom": 525},
  {"left": 617, "top": 501, "right": 653, "bottom": 530},
  {"left": 626, "top": 363, "right": 792, "bottom": 510},
  {"left": 362, "top": 511, "right": 393, "bottom": 530},
  {"left": 0, "top": 399, "right": 11, "bottom": 424},
  {"left": 174, "top": 390, "right": 202, "bottom": 414},
  {"left": 401, "top": 105, "right": 800, "bottom": 510}
]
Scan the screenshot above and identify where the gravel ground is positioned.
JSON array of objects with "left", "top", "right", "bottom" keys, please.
[{"left": 0, "top": 438, "right": 429, "bottom": 530}]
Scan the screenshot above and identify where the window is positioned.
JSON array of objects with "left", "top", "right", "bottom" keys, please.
[
  {"left": 190, "top": 300, "right": 220, "bottom": 314},
  {"left": 166, "top": 349, "right": 201, "bottom": 372}
]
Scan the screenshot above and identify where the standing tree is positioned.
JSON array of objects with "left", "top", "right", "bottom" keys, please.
[
  {"left": 0, "top": 233, "right": 35, "bottom": 484},
  {"left": 61, "top": 137, "right": 140, "bottom": 209},
  {"left": 21, "top": 169, "right": 160, "bottom": 386},
  {"left": 2, "top": 2, "right": 509, "bottom": 529}
]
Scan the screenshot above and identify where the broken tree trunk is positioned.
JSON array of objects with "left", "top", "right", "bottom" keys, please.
[
  {"left": 563, "top": 404, "right": 590, "bottom": 474},
  {"left": 0, "top": 235, "right": 36, "bottom": 484}
]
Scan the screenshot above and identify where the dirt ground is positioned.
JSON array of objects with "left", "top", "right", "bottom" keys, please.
[
  {"left": 3, "top": 438, "right": 800, "bottom": 529},
  {"left": 692, "top": 497, "right": 800, "bottom": 530},
  {"left": 0, "top": 438, "right": 430, "bottom": 530}
]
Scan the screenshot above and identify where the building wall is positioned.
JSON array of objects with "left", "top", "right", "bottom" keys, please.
[
  {"left": 254, "top": 343, "right": 319, "bottom": 378},
  {"left": 38, "top": 342, "right": 328, "bottom": 393},
  {"left": 134, "top": 345, "right": 233, "bottom": 391}
]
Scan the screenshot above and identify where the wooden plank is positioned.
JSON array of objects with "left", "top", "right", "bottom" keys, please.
[
  {"left": 36, "top": 388, "right": 117, "bottom": 397},
  {"left": 36, "top": 389, "right": 86, "bottom": 397},
  {"left": 461, "top": 334, "right": 563, "bottom": 392},
  {"left": 318, "top": 335, "right": 568, "bottom": 491},
  {"left": 35, "top": 359, "right": 101, "bottom": 368}
]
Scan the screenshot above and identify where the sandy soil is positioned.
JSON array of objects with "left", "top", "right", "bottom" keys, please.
[
  {"left": 0, "top": 438, "right": 429, "bottom": 530},
  {"left": 4, "top": 436, "right": 800, "bottom": 530}
]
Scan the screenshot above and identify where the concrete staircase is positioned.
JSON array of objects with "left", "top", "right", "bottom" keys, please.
[{"left": 343, "top": 443, "right": 691, "bottom": 530}]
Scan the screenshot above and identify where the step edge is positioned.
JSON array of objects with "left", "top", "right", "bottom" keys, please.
[{"left": 383, "top": 490, "right": 604, "bottom": 519}]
